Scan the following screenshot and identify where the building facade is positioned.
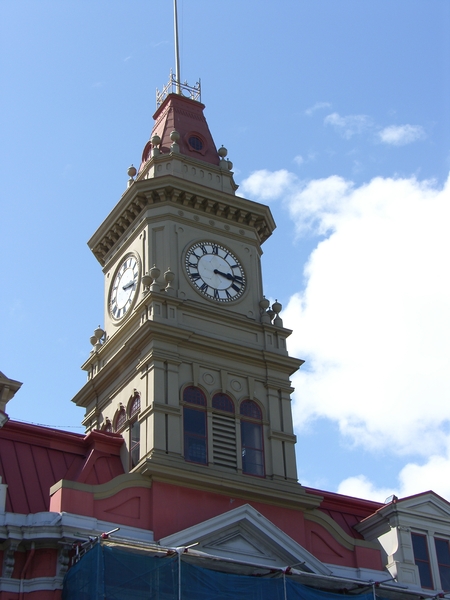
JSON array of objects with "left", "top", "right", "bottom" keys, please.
[{"left": 1, "top": 79, "right": 449, "bottom": 599}]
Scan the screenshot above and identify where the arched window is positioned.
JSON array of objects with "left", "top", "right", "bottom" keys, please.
[
  {"left": 130, "top": 421, "right": 140, "bottom": 468},
  {"left": 212, "top": 393, "right": 234, "bottom": 413},
  {"left": 113, "top": 393, "right": 141, "bottom": 470},
  {"left": 183, "top": 386, "right": 207, "bottom": 465},
  {"left": 240, "top": 400, "right": 264, "bottom": 477},
  {"left": 114, "top": 405, "right": 127, "bottom": 431},
  {"left": 129, "top": 392, "right": 140, "bottom": 418},
  {"left": 128, "top": 392, "right": 141, "bottom": 469},
  {"left": 212, "top": 393, "right": 236, "bottom": 470}
]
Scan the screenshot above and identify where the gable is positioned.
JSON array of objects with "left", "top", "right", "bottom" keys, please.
[
  {"left": 400, "top": 494, "right": 450, "bottom": 521},
  {"left": 160, "top": 503, "right": 331, "bottom": 574}
]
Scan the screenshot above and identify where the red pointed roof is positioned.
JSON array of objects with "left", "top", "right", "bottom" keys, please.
[{"left": 140, "top": 93, "right": 220, "bottom": 171}]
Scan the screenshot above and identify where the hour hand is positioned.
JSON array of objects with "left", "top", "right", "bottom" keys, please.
[
  {"left": 213, "top": 269, "right": 233, "bottom": 280},
  {"left": 122, "top": 280, "right": 135, "bottom": 290}
]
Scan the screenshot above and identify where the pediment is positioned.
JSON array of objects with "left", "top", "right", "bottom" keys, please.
[
  {"left": 206, "top": 530, "right": 270, "bottom": 559},
  {"left": 160, "top": 503, "right": 331, "bottom": 574},
  {"left": 399, "top": 492, "right": 450, "bottom": 522},
  {"left": 357, "top": 491, "right": 450, "bottom": 540}
]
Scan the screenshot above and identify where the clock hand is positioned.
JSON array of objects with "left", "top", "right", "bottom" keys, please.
[
  {"left": 213, "top": 269, "right": 233, "bottom": 280},
  {"left": 122, "top": 280, "right": 135, "bottom": 290}
]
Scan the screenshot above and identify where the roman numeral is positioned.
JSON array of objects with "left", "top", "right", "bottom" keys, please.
[
  {"left": 199, "top": 244, "right": 207, "bottom": 255},
  {"left": 191, "top": 272, "right": 201, "bottom": 281},
  {"left": 200, "top": 282, "right": 208, "bottom": 292},
  {"left": 211, "top": 244, "right": 219, "bottom": 255},
  {"left": 231, "top": 283, "right": 241, "bottom": 293},
  {"left": 213, "top": 288, "right": 220, "bottom": 299}
]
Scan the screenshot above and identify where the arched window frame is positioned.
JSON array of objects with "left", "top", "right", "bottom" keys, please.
[
  {"left": 127, "top": 391, "right": 141, "bottom": 469},
  {"left": 212, "top": 393, "right": 235, "bottom": 414},
  {"left": 114, "top": 404, "right": 127, "bottom": 432},
  {"left": 240, "top": 399, "right": 265, "bottom": 478},
  {"left": 182, "top": 386, "right": 208, "bottom": 465},
  {"left": 113, "top": 391, "right": 141, "bottom": 470}
]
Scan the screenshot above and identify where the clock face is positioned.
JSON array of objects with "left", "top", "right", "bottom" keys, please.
[
  {"left": 109, "top": 254, "right": 140, "bottom": 320},
  {"left": 185, "top": 242, "right": 246, "bottom": 302}
]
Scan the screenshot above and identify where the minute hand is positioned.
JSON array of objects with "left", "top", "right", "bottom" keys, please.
[{"left": 214, "top": 269, "right": 238, "bottom": 282}]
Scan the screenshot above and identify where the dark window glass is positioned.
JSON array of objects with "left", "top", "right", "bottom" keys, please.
[
  {"left": 188, "top": 136, "right": 203, "bottom": 151},
  {"left": 412, "top": 533, "right": 433, "bottom": 589},
  {"left": 240, "top": 399, "right": 262, "bottom": 420},
  {"left": 115, "top": 409, "right": 126, "bottom": 431},
  {"left": 129, "top": 393, "right": 140, "bottom": 417},
  {"left": 212, "top": 393, "right": 234, "bottom": 413},
  {"left": 240, "top": 400, "right": 264, "bottom": 477},
  {"left": 184, "top": 386, "right": 206, "bottom": 406},
  {"left": 184, "top": 406, "right": 207, "bottom": 464},
  {"left": 435, "top": 538, "right": 450, "bottom": 591},
  {"left": 241, "top": 420, "right": 264, "bottom": 476},
  {"left": 130, "top": 420, "right": 140, "bottom": 468}
]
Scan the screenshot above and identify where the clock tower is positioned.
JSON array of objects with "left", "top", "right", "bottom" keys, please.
[{"left": 72, "top": 76, "right": 310, "bottom": 504}]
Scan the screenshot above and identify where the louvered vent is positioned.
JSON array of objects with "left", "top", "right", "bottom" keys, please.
[{"left": 212, "top": 413, "right": 237, "bottom": 469}]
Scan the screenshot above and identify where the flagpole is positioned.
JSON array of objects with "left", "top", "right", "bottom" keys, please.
[{"left": 173, "top": 0, "right": 181, "bottom": 94}]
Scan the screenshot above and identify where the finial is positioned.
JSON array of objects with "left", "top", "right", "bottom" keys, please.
[
  {"left": 164, "top": 268, "right": 175, "bottom": 295},
  {"left": 150, "top": 265, "right": 161, "bottom": 292},
  {"left": 259, "top": 297, "right": 271, "bottom": 324},
  {"left": 170, "top": 130, "right": 180, "bottom": 153},
  {"left": 151, "top": 135, "right": 161, "bottom": 158},
  {"left": 272, "top": 300, "right": 283, "bottom": 327},
  {"left": 90, "top": 325, "right": 105, "bottom": 352},
  {"left": 127, "top": 165, "right": 136, "bottom": 188}
]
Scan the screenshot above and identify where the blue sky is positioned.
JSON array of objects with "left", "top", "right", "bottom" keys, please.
[{"left": 1, "top": 1, "right": 449, "bottom": 502}]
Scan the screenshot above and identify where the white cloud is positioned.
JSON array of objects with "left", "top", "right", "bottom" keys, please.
[
  {"left": 284, "top": 174, "right": 450, "bottom": 456},
  {"left": 337, "top": 475, "right": 394, "bottom": 503},
  {"left": 239, "top": 169, "right": 296, "bottom": 202},
  {"left": 379, "top": 124, "right": 425, "bottom": 146},
  {"left": 242, "top": 168, "right": 450, "bottom": 497},
  {"left": 305, "top": 102, "right": 332, "bottom": 116},
  {"left": 338, "top": 446, "right": 450, "bottom": 502},
  {"left": 294, "top": 155, "right": 304, "bottom": 166},
  {"left": 324, "top": 112, "right": 372, "bottom": 139}
]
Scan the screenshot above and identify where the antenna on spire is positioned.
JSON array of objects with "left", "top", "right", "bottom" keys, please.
[
  {"left": 155, "top": 0, "right": 201, "bottom": 107},
  {"left": 173, "top": 0, "right": 181, "bottom": 94}
]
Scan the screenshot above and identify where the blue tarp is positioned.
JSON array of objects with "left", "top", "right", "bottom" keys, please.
[{"left": 63, "top": 543, "right": 381, "bottom": 600}]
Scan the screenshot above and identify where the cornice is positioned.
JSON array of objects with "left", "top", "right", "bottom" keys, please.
[
  {"left": 137, "top": 456, "right": 322, "bottom": 511},
  {"left": 89, "top": 173, "right": 276, "bottom": 266},
  {"left": 74, "top": 312, "right": 303, "bottom": 409},
  {"left": 50, "top": 472, "right": 152, "bottom": 500}
]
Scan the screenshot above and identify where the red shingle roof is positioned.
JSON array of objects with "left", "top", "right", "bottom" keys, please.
[{"left": 0, "top": 420, "right": 124, "bottom": 514}]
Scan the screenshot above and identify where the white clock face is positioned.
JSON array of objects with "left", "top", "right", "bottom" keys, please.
[
  {"left": 110, "top": 255, "right": 140, "bottom": 320},
  {"left": 185, "top": 242, "right": 246, "bottom": 302}
]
